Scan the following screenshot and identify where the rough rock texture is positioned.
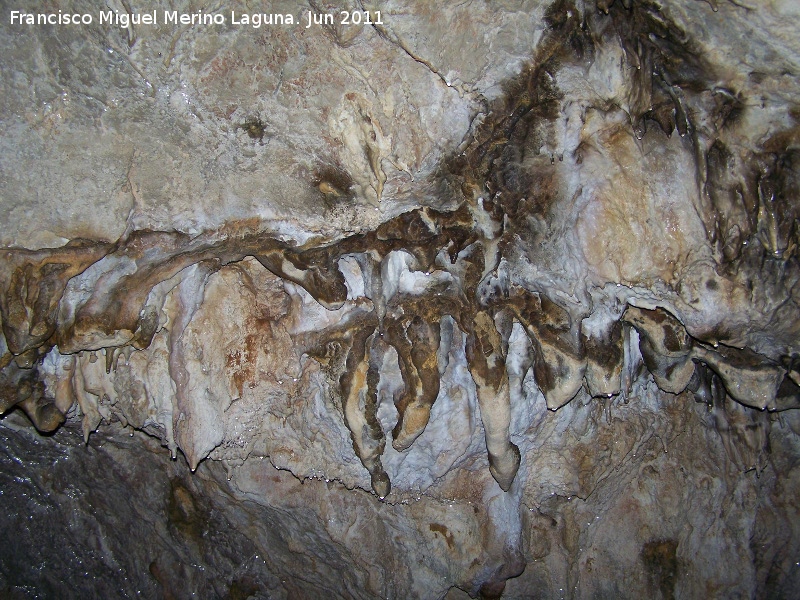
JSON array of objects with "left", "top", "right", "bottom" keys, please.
[{"left": 2, "top": 0, "right": 800, "bottom": 598}]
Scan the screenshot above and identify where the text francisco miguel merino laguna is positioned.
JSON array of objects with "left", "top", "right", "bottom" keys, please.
[{"left": 9, "top": 8, "right": 385, "bottom": 28}]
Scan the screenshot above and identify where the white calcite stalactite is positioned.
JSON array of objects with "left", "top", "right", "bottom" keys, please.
[
  {"left": 167, "top": 262, "right": 221, "bottom": 472},
  {"left": 70, "top": 354, "right": 103, "bottom": 443},
  {"left": 467, "top": 311, "right": 521, "bottom": 492}
]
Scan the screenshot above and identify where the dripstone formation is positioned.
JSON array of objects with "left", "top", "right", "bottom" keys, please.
[{"left": 1, "top": 1, "right": 799, "bottom": 598}]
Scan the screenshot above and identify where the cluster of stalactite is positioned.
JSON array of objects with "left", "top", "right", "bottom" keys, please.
[
  {"left": 1, "top": 0, "right": 799, "bottom": 498},
  {"left": 2, "top": 194, "right": 798, "bottom": 496}
]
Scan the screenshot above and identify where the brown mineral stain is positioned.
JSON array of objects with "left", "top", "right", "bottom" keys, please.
[
  {"left": 429, "top": 523, "right": 455, "bottom": 550},
  {"left": 225, "top": 576, "right": 261, "bottom": 600},
  {"left": 167, "top": 479, "right": 205, "bottom": 544},
  {"left": 148, "top": 560, "right": 179, "bottom": 600},
  {"left": 641, "top": 538, "right": 679, "bottom": 600},
  {"left": 225, "top": 348, "right": 248, "bottom": 397}
]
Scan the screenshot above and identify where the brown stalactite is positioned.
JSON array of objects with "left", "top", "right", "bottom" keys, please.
[
  {"left": 386, "top": 314, "right": 441, "bottom": 452},
  {"left": 584, "top": 320, "right": 625, "bottom": 398},
  {"left": 0, "top": 242, "right": 110, "bottom": 355},
  {"left": 510, "top": 290, "right": 587, "bottom": 411},
  {"left": 338, "top": 323, "right": 390, "bottom": 498},
  {"left": 622, "top": 306, "right": 695, "bottom": 395}
]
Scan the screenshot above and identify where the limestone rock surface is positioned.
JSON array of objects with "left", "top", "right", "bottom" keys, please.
[{"left": 2, "top": 1, "right": 800, "bottom": 598}]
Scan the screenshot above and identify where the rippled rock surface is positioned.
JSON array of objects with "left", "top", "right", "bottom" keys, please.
[{"left": 2, "top": 1, "right": 800, "bottom": 598}]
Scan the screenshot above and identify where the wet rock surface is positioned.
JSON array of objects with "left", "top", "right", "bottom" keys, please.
[{"left": 2, "top": 0, "right": 800, "bottom": 597}]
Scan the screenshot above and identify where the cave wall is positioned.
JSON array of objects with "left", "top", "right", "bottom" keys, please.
[{"left": 1, "top": 1, "right": 800, "bottom": 598}]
